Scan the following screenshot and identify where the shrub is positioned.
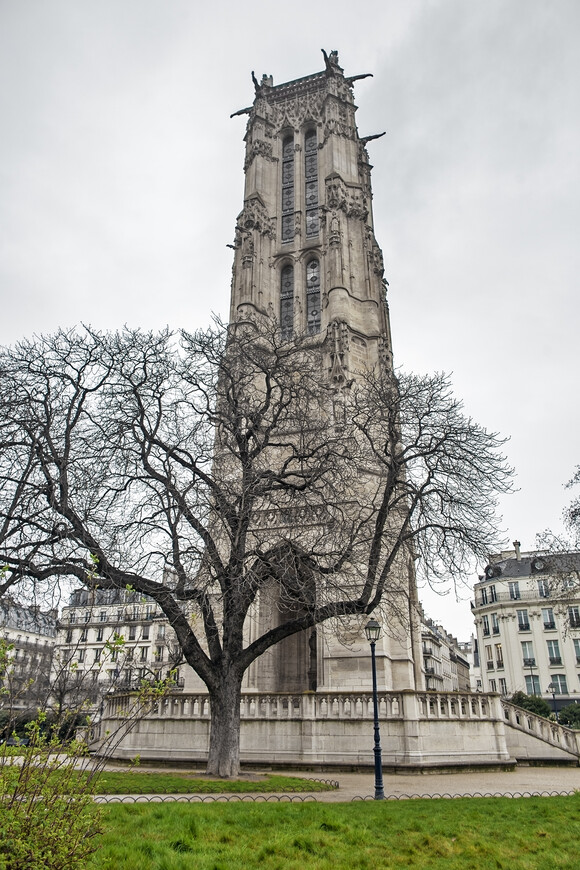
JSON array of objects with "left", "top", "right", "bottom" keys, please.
[
  {"left": 557, "top": 703, "right": 580, "bottom": 729},
  {"left": 510, "top": 691, "right": 552, "bottom": 718}
]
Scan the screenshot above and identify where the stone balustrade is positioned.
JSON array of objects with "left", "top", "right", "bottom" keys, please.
[
  {"left": 104, "top": 689, "right": 502, "bottom": 723},
  {"left": 501, "top": 701, "right": 580, "bottom": 756}
]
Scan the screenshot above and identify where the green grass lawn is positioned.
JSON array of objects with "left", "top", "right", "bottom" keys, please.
[
  {"left": 93, "top": 770, "right": 335, "bottom": 794},
  {"left": 89, "top": 793, "right": 580, "bottom": 870}
]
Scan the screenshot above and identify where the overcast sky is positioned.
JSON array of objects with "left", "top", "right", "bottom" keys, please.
[{"left": 1, "top": 1, "right": 578, "bottom": 638}]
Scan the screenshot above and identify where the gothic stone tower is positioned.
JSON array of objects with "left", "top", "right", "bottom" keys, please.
[{"left": 230, "top": 51, "right": 423, "bottom": 695}]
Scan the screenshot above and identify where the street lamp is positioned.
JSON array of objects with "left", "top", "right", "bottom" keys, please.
[
  {"left": 547, "top": 682, "right": 559, "bottom": 722},
  {"left": 364, "top": 618, "right": 385, "bottom": 800}
]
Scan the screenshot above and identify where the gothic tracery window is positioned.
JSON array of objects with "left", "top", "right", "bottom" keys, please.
[
  {"left": 304, "top": 129, "right": 319, "bottom": 237},
  {"left": 280, "top": 264, "right": 294, "bottom": 340},
  {"left": 306, "top": 258, "right": 321, "bottom": 334},
  {"left": 281, "top": 136, "right": 294, "bottom": 244}
]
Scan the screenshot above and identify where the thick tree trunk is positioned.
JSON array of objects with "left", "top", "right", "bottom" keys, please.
[{"left": 206, "top": 669, "right": 243, "bottom": 777}]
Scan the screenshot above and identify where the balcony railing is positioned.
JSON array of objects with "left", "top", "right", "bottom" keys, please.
[
  {"left": 549, "top": 657, "right": 562, "bottom": 665},
  {"left": 473, "top": 589, "right": 564, "bottom": 608},
  {"left": 486, "top": 661, "right": 494, "bottom": 670},
  {"left": 523, "top": 658, "right": 536, "bottom": 667},
  {"left": 518, "top": 622, "right": 530, "bottom": 631},
  {"left": 496, "top": 660, "right": 504, "bottom": 669},
  {"left": 543, "top": 622, "right": 556, "bottom": 630}
]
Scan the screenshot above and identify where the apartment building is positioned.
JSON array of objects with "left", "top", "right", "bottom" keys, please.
[
  {"left": 0, "top": 597, "right": 57, "bottom": 715},
  {"left": 421, "top": 615, "right": 471, "bottom": 692},
  {"left": 57, "top": 587, "right": 204, "bottom": 700},
  {"left": 472, "top": 544, "right": 580, "bottom": 711}
]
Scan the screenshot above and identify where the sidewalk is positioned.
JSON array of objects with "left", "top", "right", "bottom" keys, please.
[{"left": 96, "top": 764, "right": 580, "bottom": 803}]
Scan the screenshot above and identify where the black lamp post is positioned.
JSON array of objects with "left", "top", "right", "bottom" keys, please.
[
  {"left": 547, "top": 682, "right": 559, "bottom": 722},
  {"left": 365, "top": 618, "right": 385, "bottom": 800}
]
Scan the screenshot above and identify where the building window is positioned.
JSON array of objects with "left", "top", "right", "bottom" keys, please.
[
  {"left": 482, "top": 615, "right": 490, "bottom": 636},
  {"left": 93, "top": 648, "right": 101, "bottom": 663},
  {"left": 517, "top": 609, "right": 530, "bottom": 631},
  {"left": 78, "top": 649, "right": 85, "bottom": 663},
  {"left": 80, "top": 629, "right": 88, "bottom": 643},
  {"left": 547, "top": 640, "right": 561, "bottom": 665},
  {"left": 480, "top": 587, "right": 488, "bottom": 605},
  {"left": 129, "top": 626, "right": 136, "bottom": 641},
  {"left": 96, "top": 627, "right": 104, "bottom": 642},
  {"left": 281, "top": 136, "right": 294, "bottom": 243},
  {"left": 550, "top": 674, "right": 567, "bottom": 694},
  {"left": 489, "top": 584, "right": 497, "bottom": 603},
  {"left": 68, "top": 612, "right": 76, "bottom": 624},
  {"left": 157, "top": 625, "right": 166, "bottom": 639},
  {"left": 142, "top": 626, "right": 150, "bottom": 641},
  {"left": 126, "top": 647, "right": 134, "bottom": 661},
  {"left": 140, "top": 646, "right": 148, "bottom": 662},
  {"left": 499, "top": 678, "right": 507, "bottom": 695},
  {"left": 495, "top": 644, "right": 504, "bottom": 669},
  {"left": 485, "top": 645, "right": 494, "bottom": 670},
  {"left": 525, "top": 674, "right": 540, "bottom": 695},
  {"left": 155, "top": 645, "right": 164, "bottom": 661},
  {"left": 509, "top": 582, "right": 520, "bottom": 600},
  {"left": 66, "top": 630, "right": 73, "bottom": 644},
  {"left": 305, "top": 259, "right": 321, "bottom": 335},
  {"left": 84, "top": 611, "right": 90, "bottom": 623},
  {"left": 99, "top": 611, "right": 107, "bottom": 622},
  {"left": 116, "top": 609, "right": 123, "bottom": 623},
  {"left": 280, "top": 264, "right": 294, "bottom": 340},
  {"left": 489, "top": 679, "right": 497, "bottom": 692},
  {"left": 574, "top": 638, "right": 580, "bottom": 664},
  {"left": 491, "top": 613, "right": 500, "bottom": 635},
  {"left": 542, "top": 608, "right": 555, "bottom": 629},
  {"left": 538, "top": 579, "right": 550, "bottom": 598},
  {"left": 521, "top": 641, "right": 535, "bottom": 667},
  {"left": 569, "top": 607, "right": 580, "bottom": 628},
  {"left": 304, "top": 129, "right": 319, "bottom": 237}
]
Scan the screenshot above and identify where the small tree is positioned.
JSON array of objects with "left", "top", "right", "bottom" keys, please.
[
  {"left": 0, "top": 634, "right": 175, "bottom": 870},
  {"left": 0, "top": 323, "right": 513, "bottom": 776},
  {"left": 557, "top": 703, "right": 580, "bottom": 729},
  {"left": 510, "top": 691, "right": 552, "bottom": 718}
]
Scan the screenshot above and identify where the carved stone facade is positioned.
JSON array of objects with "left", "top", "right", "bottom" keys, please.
[{"left": 230, "top": 52, "right": 422, "bottom": 697}]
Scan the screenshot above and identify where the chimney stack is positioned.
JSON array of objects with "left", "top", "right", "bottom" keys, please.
[{"left": 513, "top": 540, "right": 521, "bottom": 561}]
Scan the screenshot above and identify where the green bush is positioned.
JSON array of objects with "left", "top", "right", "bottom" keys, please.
[
  {"left": 557, "top": 702, "right": 580, "bottom": 729},
  {"left": 0, "top": 715, "right": 101, "bottom": 870},
  {"left": 510, "top": 691, "right": 552, "bottom": 718}
]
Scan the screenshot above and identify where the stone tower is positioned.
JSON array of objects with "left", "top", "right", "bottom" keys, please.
[{"left": 230, "top": 51, "right": 422, "bottom": 695}]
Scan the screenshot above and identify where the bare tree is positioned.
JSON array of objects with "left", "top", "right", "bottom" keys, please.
[{"left": 0, "top": 323, "right": 512, "bottom": 775}]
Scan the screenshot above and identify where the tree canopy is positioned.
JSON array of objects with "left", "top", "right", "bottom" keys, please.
[{"left": 0, "top": 322, "right": 513, "bottom": 774}]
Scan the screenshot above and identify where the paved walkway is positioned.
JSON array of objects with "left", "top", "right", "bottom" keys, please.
[{"left": 97, "top": 765, "right": 580, "bottom": 803}]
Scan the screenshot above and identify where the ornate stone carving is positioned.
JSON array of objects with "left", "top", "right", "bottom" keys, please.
[
  {"left": 237, "top": 197, "right": 275, "bottom": 239},
  {"left": 269, "top": 93, "right": 325, "bottom": 134},
  {"left": 325, "top": 177, "right": 368, "bottom": 221},
  {"left": 244, "top": 138, "right": 275, "bottom": 171},
  {"left": 327, "top": 319, "right": 351, "bottom": 387}
]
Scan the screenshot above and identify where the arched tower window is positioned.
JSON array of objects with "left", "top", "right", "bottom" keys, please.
[
  {"left": 280, "top": 264, "right": 294, "bottom": 340},
  {"left": 304, "top": 129, "right": 319, "bottom": 237},
  {"left": 306, "top": 258, "right": 321, "bottom": 334},
  {"left": 281, "top": 136, "right": 294, "bottom": 244}
]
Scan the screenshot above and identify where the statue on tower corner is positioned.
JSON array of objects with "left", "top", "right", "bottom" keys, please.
[{"left": 321, "top": 49, "right": 342, "bottom": 75}]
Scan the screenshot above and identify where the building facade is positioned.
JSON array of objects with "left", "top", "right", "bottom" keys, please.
[
  {"left": 421, "top": 614, "right": 471, "bottom": 692},
  {"left": 472, "top": 545, "right": 580, "bottom": 711},
  {"left": 230, "top": 49, "right": 422, "bottom": 696},
  {"left": 0, "top": 598, "right": 57, "bottom": 721},
  {"left": 57, "top": 587, "right": 203, "bottom": 701}
]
